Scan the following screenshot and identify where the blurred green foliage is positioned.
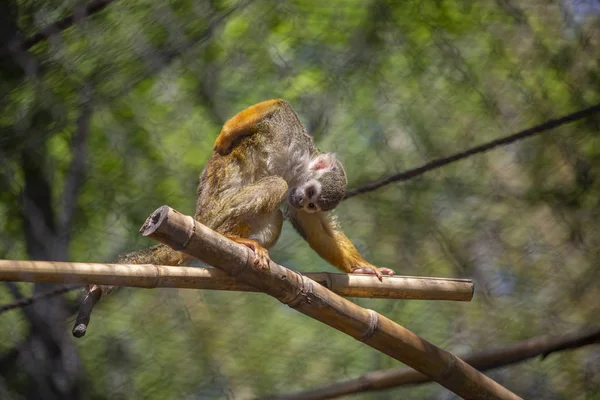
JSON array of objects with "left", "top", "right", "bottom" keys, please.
[{"left": 0, "top": 0, "right": 599, "bottom": 399}]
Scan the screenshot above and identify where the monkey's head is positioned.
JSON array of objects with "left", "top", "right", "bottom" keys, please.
[{"left": 288, "top": 153, "right": 347, "bottom": 213}]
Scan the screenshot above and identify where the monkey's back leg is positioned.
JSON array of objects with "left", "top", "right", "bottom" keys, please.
[{"left": 200, "top": 176, "right": 288, "bottom": 270}]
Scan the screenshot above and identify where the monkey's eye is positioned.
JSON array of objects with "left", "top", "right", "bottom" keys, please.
[
  {"left": 306, "top": 187, "right": 316, "bottom": 198},
  {"left": 308, "top": 203, "right": 316, "bottom": 210}
]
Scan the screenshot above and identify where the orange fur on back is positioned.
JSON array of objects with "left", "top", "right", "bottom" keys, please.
[{"left": 214, "top": 99, "right": 285, "bottom": 155}]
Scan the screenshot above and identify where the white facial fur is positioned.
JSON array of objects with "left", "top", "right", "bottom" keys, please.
[
  {"left": 284, "top": 152, "right": 339, "bottom": 212},
  {"left": 298, "top": 179, "right": 322, "bottom": 213}
]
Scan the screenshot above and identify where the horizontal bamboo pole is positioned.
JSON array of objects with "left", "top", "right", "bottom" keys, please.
[
  {"left": 140, "top": 205, "right": 521, "bottom": 400},
  {"left": 0, "top": 260, "right": 473, "bottom": 301},
  {"left": 265, "top": 326, "right": 600, "bottom": 400}
]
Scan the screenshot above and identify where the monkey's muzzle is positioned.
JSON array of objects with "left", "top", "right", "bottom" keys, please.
[{"left": 288, "top": 188, "right": 304, "bottom": 209}]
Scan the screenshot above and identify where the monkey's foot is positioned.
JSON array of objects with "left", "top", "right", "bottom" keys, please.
[
  {"left": 229, "top": 237, "right": 271, "bottom": 271},
  {"left": 351, "top": 266, "right": 395, "bottom": 282}
]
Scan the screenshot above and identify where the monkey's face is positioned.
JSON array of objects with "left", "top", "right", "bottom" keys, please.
[
  {"left": 288, "top": 180, "right": 323, "bottom": 213},
  {"left": 287, "top": 153, "right": 348, "bottom": 213}
]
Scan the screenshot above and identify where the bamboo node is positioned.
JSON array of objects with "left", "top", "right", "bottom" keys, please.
[
  {"left": 441, "top": 355, "right": 457, "bottom": 380},
  {"left": 282, "top": 274, "right": 312, "bottom": 308},
  {"left": 359, "top": 309, "right": 379, "bottom": 342},
  {"left": 152, "top": 264, "right": 161, "bottom": 288},
  {"left": 181, "top": 215, "right": 196, "bottom": 249},
  {"left": 321, "top": 272, "right": 333, "bottom": 290}
]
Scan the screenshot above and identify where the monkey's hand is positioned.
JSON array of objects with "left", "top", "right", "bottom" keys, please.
[
  {"left": 351, "top": 265, "right": 395, "bottom": 282},
  {"left": 227, "top": 237, "right": 271, "bottom": 270}
]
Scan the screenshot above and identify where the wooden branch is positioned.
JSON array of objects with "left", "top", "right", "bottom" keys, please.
[
  {"left": 0, "top": 285, "right": 77, "bottom": 314},
  {"left": 1, "top": 0, "right": 116, "bottom": 58},
  {"left": 267, "top": 326, "right": 600, "bottom": 400},
  {"left": 140, "top": 205, "right": 521, "bottom": 400},
  {"left": 72, "top": 285, "right": 102, "bottom": 338},
  {"left": 0, "top": 260, "right": 473, "bottom": 301},
  {"left": 59, "top": 83, "right": 94, "bottom": 241}
]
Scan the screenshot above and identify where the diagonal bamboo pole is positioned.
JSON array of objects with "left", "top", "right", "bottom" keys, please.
[
  {"left": 0, "top": 260, "right": 473, "bottom": 301},
  {"left": 141, "top": 205, "right": 522, "bottom": 400}
]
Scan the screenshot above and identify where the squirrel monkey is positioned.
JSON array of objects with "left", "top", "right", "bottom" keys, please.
[
  {"left": 119, "top": 100, "right": 393, "bottom": 279},
  {"left": 77, "top": 100, "right": 392, "bottom": 336}
]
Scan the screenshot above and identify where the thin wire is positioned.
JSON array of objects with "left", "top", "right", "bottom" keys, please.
[
  {"left": 344, "top": 103, "right": 600, "bottom": 199},
  {"left": 0, "top": 285, "right": 81, "bottom": 314}
]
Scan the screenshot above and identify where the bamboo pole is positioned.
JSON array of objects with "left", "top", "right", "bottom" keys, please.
[
  {"left": 0, "top": 260, "right": 473, "bottom": 301},
  {"left": 265, "top": 326, "right": 600, "bottom": 400},
  {"left": 140, "top": 205, "right": 521, "bottom": 400}
]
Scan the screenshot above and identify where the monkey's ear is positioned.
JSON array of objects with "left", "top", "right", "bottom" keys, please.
[{"left": 309, "top": 153, "right": 337, "bottom": 171}]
